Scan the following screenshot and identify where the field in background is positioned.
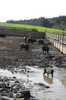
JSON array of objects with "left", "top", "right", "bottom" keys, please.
[{"left": 0, "top": 22, "right": 65, "bottom": 34}]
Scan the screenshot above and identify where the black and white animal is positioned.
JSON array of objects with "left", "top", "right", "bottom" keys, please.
[{"left": 43, "top": 68, "right": 54, "bottom": 78}]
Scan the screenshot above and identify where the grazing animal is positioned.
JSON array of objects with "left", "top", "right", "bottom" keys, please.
[
  {"left": 20, "top": 43, "right": 29, "bottom": 50},
  {"left": 42, "top": 45, "right": 49, "bottom": 54},
  {"left": 44, "top": 68, "right": 47, "bottom": 75},
  {"left": 43, "top": 68, "right": 54, "bottom": 78},
  {"left": 24, "top": 36, "right": 27, "bottom": 43},
  {"left": 51, "top": 69, "right": 54, "bottom": 78},
  {"left": 38, "top": 39, "right": 44, "bottom": 44},
  {"left": 27, "top": 38, "right": 36, "bottom": 43}
]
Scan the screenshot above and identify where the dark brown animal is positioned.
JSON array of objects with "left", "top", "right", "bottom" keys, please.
[
  {"left": 38, "top": 39, "right": 44, "bottom": 44},
  {"left": 20, "top": 43, "right": 29, "bottom": 50},
  {"left": 42, "top": 45, "right": 49, "bottom": 54},
  {"left": 27, "top": 38, "right": 36, "bottom": 43}
]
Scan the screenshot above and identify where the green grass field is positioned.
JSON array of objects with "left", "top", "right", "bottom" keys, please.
[{"left": 0, "top": 22, "right": 66, "bottom": 34}]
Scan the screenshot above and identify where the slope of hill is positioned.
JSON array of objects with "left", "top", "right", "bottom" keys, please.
[
  {"left": 7, "top": 16, "right": 66, "bottom": 30},
  {"left": 0, "top": 22, "right": 64, "bottom": 34}
]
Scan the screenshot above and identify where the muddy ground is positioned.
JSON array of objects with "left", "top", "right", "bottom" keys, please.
[
  {"left": 0, "top": 29, "right": 66, "bottom": 100},
  {"left": 0, "top": 35, "right": 66, "bottom": 68}
]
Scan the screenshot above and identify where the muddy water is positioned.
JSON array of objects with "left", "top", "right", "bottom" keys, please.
[{"left": 0, "top": 66, "right": 66, "bottom": 100}]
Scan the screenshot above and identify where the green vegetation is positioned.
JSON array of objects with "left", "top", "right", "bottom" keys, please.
[
  {"left": 0, "top": 22, "right": 66, "bottom": 34},
  {"left": 7, "top": 16, "right": 66, "bottom": 31}
]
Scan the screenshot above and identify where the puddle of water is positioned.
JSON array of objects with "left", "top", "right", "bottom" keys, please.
[{"left": 0, "top": 66, "right": 66, "bottom": 100}]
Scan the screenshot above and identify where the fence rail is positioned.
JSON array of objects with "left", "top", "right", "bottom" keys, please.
[{"left": 46, "top": 32, "right": 66, "bottom": 54}]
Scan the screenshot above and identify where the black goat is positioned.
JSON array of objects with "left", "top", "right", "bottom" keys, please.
[
  {"left": 38, "top": 39, "right": 44, "bottom": 44},
  {"left": 27, "top": 38, "right": 36, "bottom": 43},
  {"left": 42, "top": 45, "right": 49, "bottom": 54},
  {"left": 20, "top": 43, "right": 29, "bottom": 50}
]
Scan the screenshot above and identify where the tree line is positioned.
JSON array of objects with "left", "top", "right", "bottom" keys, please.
[{"left": 7, "top": 16, "right": 66, "bottom": 30}]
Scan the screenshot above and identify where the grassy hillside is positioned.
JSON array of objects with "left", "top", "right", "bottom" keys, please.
[
  {"left": 0, "top": 22, "right": 66, "bottom": 34},
  {"left": 7, "top": 16, "right": 66, "bottom": 31}
]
